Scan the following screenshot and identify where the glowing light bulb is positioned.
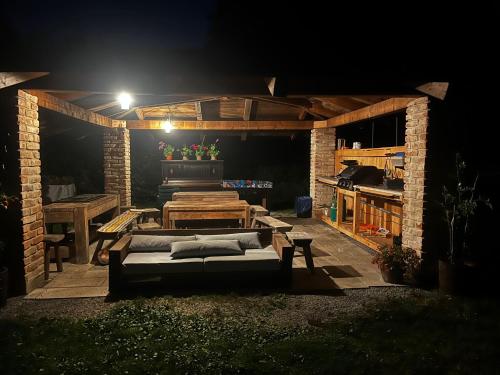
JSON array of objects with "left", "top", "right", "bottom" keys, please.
[
  {"left": 117, "top": 92, "right": 132, "bottom": 110},
  {"left": 162, "top": 120, "right": 173, "bottom": 133}
]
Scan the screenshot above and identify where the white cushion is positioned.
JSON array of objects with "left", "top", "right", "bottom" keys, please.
[{"left": 122, "top": 252, "right": 203, "bottom": 275}]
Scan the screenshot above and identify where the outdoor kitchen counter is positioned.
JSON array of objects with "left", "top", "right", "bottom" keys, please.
[
  {"left": 354, "top": 185, "right": 403, "bottom": 201},
  {"left": 43, "top": 194, "right": 120, "bottom": 263}
]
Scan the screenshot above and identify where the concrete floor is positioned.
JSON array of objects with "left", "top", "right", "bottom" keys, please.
[{"left": 26, "top": 218, "right": 396, "bottom": 299}]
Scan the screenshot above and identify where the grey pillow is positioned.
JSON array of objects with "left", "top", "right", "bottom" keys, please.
[
  {"left": 195, "top": 232, "right": 262, "bottom": 249},
  {"left": 129, "top": 235, "right": 196, "bottom": 252},
  {"left": 171, "top": 240, "right": 243, "bottom": 259}
]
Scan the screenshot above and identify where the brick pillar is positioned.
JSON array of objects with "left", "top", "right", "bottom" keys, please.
[
  {"left": 17, "top": 90, "right": 45, "bottom": 292},
  {"left": 310, "top": 127, "right": 336, "bottom": 212},
  {"left": 103, "top": 127, "right": 131, "bottom": 206},
  {"left": 402, "top": 97, "right": 429, "bottom": 254}
]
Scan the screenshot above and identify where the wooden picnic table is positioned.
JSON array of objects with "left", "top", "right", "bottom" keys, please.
[
  {"left": 43, "top": 194, "right": 120, "bottom": 263},
  {"left": 172, "top": 191, "right": 239, "bottom": 201},
  {"left": 163, "top": 199, "right": 250, "bottom": 229}
]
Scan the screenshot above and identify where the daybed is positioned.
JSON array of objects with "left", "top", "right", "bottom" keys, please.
[{"left": 108, "top": 228, "right": 295, "bottom": 293}]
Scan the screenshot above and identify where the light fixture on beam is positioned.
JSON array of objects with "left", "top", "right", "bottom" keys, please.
[
  {"left": 117, "top": 92, "right": 132, "bottom": 110},
  {"left": 162, "top": 114, "right": 173, "bottom": 133}
]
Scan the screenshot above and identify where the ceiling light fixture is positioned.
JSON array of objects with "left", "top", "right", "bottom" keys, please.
[
  {"left": 162, "top": 113, "right": 173, "bottom": 133},
  {"left": 117, "top": 92, "right": 132, "bottom": 110}
]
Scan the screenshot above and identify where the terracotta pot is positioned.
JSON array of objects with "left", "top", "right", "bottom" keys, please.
[
  {"left": 196, "top": 155, "right": 202, "bottom": 160},
  {"left": 165, "top": 154, "right": 173, "bottom": 160},
  {"left": 182, "top": 156, "right": 189, "bottom": 160},
  {"left": 379, "top": 264, "right": 404, "bottom": 284},
  {"left": 0, "top": 267, "right": 8, "bottom": 308},
  {"left": 210, "top": 155, "right": 217, "bottom": 160},
  {"left": 439, "top": 260, "right": 463, "bottom": 295}
]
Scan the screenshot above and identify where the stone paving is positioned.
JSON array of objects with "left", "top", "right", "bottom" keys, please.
[{"left": 26, "top": 218, "right": 395, "bottom": 299}]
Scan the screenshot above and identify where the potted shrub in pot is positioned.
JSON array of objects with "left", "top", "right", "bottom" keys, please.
[
  {"left": 439, "top": 154, "right": 492, "bottom": 294},
  {"left": 179, "top": 145, "right": 193, "bottom": 160},
  {"left": 372, "top": 244, "right": 421, "bottom": 285},
  {"left": 158, "top": 141, "right": 175, "bottom": 160},
  {"left": 372, "top": 245, "right": 405, "bottom": 284},
  {"left": 207, "top": 139, "right": 220, "bottom": 160}
]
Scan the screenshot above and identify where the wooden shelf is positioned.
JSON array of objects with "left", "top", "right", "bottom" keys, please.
[{"left": 318, "top": 213, "right": 385, "bottom": 252}]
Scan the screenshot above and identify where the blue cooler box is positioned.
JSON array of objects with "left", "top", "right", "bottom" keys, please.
[{"left": 295, "top": 196, "right": 312, "bottom": 218}]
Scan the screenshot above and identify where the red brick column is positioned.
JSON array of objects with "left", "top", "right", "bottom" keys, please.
[
  {"left": 310, "top": 127, "right": 336, "bottom": 212},
  {"left": 103, "top": 127, "right": 131, "bottom": 206},
  {"left": 17, "top": 90, "right": 45, "bottom": 292},
  {"left": 402, "top": 97, "right": 429, "bottom": 254}
]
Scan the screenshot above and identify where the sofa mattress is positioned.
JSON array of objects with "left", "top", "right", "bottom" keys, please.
[
  {"left": 203, "top": 246, "right": 281, "bottom": 272},
  {"left": 123, "top": 252, "right": 204, "bottom": 275}
]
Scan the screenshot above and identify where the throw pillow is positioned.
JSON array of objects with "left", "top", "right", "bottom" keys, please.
[
  {"left": 195, "top": 232, "right": 262, "bottom": 249},
  {"left": 129, "top": 235, "right": 196, "bottom": 252},
  {"left": 170, "top": 240, "right": 243, "bottom": 259}
]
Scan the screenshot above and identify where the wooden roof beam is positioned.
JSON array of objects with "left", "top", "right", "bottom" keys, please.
[
  {"left": 0, "top": 72, "right": 49, "bottom": 89},
  {"left": 416, "top": 82, "right": 449, "bottom": 100},
  {"left": 88, "top": 101, "right": 120, "bottom": 112},
  {"left": 243, "top": 99, "right": 254, "bottom": 121},
  {"left": 314, "top": 98, "right": 417, "bottom": 128},
  {"left": 126, "top": 120, "right": 313, "bottom": 130},
  {"left": 26, "top": 90, "right": 117, "bottom": 128}
]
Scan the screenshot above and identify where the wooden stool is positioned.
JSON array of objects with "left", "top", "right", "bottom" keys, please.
[
  {"left": 250, "top": 205, "right": 269, "bottom": 228},
  {"left": 286, "top": 231, "right": 314, "bottom": 273},
  {"left": 255, "top": 216, "right": 293, "bottom": 233},
  {"left": 43, "top": 234, "right": 65, "bottom": 280}
]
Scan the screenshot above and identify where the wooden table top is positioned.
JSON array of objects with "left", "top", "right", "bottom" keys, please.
[
  {"left": 43, "top": 194, "right": 118, "bottom": 210},
  {"left": 164, "top": 199, "right": 249, "bottom": 210}
]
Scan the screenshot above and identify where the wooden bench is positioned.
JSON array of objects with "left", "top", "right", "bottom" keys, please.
[
  {"left": 93, "top": 210, "right": 141, "bottom": 265},
  {"left": 250, "top": 205, "right": 269, "bottom": 228},
  {"left": 254, "top": 216, "right": 293, "bottom": 233},
  {"left": 172, "top": 191, "right": 239, "bottom": 201}
]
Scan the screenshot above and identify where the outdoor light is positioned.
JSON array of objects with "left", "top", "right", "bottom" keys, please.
[
  {"left": 162, "top": 119, "right": 173, "bottom": 133},
  {"left": 117, "top": 92, "right": 132, "bottom": 110}
]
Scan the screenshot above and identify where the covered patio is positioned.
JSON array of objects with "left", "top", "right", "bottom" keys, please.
[
  {"left": 0, "top": 72, "right": 438, "bottom": 295},
  {"left": 26, "top": 217, "right": 394, "bottom": 299}
]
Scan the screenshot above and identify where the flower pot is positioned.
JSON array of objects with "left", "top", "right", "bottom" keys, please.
[
  {"left": 379, "top": 265, "right": 404, "bottom": 284},
  {"left": 0, "top": 266, "right": 8, "bottom": 308},
  {"left": 438, "top": 260, "right": 463, "bottom": 295},
  {"left": 210, "top": 155, "right": 217, "bottom": 160},
  {"left": 196, "top": 155, "right": 202, "bottom": 160},
  {"left": 165, "top": 154, "right": 173, "bottom": 160},
  {"left": 182, "top": 156, "right": 189, "bottom": 160}
]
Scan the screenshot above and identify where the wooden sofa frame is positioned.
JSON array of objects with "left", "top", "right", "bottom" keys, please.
[{"left": 109, "top": 228, "right": 295, "bottom": 293}]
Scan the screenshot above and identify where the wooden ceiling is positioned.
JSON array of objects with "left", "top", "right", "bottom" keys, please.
[{"left": 45, "top": 91, "right": 391, "bottom": 122}]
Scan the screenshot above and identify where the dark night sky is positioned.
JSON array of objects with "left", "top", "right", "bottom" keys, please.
[{"left": 2, "top": 0, "right": 497, "bottom": 78}]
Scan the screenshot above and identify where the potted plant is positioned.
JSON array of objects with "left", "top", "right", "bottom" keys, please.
[
  {"left": 372, "top": 245, "right": 405, "bottom": 284},
  {"left": 207, "top": 139, "right": 220, "bottom": 160},
  {"left": 158, "top": 141, "right": 175, "bottom": 160},
  {"left": 179, "top": 145, "right": 193, "bottom": 160},
  {"left": 191, "top": 144, "right": 208, "bottom": 160},
  {"left": 372, "top": 244, "right": 421, "bottom": 285},
  {"left": 439, "top": 153, "right": 492, "bottom": 294}
]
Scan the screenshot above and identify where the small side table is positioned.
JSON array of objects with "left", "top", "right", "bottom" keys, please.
[{"left": 285, "top": 231, "right": 314, "bottom": 273}]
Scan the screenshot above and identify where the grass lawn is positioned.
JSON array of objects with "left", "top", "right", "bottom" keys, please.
[{"left": 1, "top": 292, "right": 500, "bottom": 374}]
